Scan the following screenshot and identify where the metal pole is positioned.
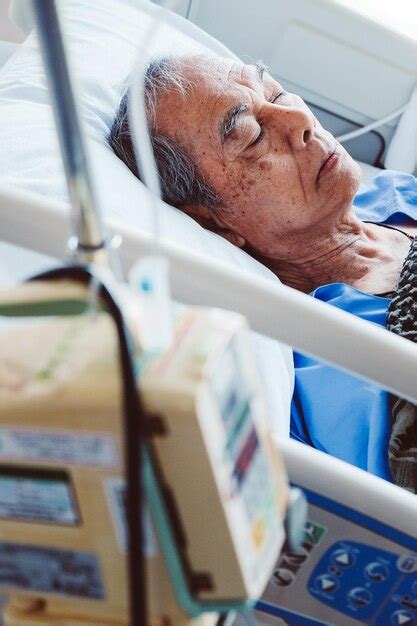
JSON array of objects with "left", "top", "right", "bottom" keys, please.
[{"left": 31, "top": 0, "right": 109, "bottom": 263}]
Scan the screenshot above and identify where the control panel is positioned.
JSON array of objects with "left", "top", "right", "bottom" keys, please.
[
  {"left": 309, "top": 541, "right": 417, "bottom": 625},
  {"left": 257, "top": 491, "right": 417, "bottom": 626}
]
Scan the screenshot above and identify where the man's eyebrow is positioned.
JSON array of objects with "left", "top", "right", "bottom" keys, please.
[
  {"left": 220, "top": 103, "right": 250, "bottom": 144},
  {"left": 254, "top": 60, "right": 269, "bottom": 83}
]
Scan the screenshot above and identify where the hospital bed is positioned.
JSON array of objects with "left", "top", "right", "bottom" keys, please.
[{"left": 0, "top": 2, "right": 417, "bottom": 625}]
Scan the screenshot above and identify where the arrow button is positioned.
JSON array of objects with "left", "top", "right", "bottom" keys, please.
[
  {"left": 391, "top": 609, "right": 414, "bottom": 625},
  {"left": 315, "top": 574, "right": 338, "bottom": 594},
  {"left": 332, "top": 548, "right": 354, "bottom": 568}
]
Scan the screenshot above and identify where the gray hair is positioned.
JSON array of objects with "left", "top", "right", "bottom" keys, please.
[{"left": 108, "top": 56, "right": 221, "bottom": 209}]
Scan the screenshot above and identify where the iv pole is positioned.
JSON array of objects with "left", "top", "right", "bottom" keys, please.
[{"left": 31, "top": 0, "right": 112, "bottom": 266}]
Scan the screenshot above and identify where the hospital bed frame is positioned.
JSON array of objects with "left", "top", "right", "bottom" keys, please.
[
  {"left": 1, "top": 2, "right": 417, "bottom": 623},
  {"left": 2, "top": 184, "right": 417, "bottom": 406}
]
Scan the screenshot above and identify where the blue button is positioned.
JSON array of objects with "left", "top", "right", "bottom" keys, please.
[
  {"left": 315, "top": 574, "right": 338, "bottom": 594},
  {"left": 332, "top": 548, "right": 355, "bottom": 568},
  {"left": 348, "top": 587, "right": 373, "bottom": 608},
  {"left": 391, "top": 609, "right": 414, "bottom": 625},
  {"left": 365, "top": 562, "right": 390, "bottom": 582}
]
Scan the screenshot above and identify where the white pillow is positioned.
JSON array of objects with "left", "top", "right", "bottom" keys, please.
[{"left": 0, "top": 0, "right": 294, "bottom": 436}]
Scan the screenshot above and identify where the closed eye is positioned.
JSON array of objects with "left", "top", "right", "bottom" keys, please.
[
  {"left": 272, "top": 90, "right": 287, "bottom": 103},
  {"left": 250, "top": 126, "right": 265, "bottom": 147},
  {"left": 248, "top": 91, "right": 288, "bottom": 149}
]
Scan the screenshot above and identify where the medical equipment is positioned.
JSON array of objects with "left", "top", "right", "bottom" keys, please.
[
  {"left": 1, "top": 1, "right": 417, "bottom": 625},
  {"left": 0, "top": 275, "right": 290, "bottom": 626}
]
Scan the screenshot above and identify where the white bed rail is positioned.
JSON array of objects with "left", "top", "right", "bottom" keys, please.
[
  {"left": 280, "top": 438, "right": 417, "bottom": 535},
  {"left": 1, "top": 183, "right": 417, "bottom": 404}
]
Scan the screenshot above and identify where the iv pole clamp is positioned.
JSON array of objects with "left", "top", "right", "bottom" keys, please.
[{"left": 31, "top": 0, "right": 120, "bottom": 268}]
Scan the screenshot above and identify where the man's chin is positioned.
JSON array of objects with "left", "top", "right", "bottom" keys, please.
[
  {"left": 334, "top": 146, "right": 362, "bottom": 188},
  {"left": 347, "top": 152, "right": 362, "bottom": 188}
]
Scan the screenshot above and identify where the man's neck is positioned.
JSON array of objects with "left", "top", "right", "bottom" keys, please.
[{"left": 257, "top": 213, "right": 406, "bottom": 294}]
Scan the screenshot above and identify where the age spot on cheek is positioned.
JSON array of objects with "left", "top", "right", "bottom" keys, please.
[
  {"left": 238, "top": 175, "right": 257, "bottom": 193},
  {"left": 259, "top": 160, "right": 272, "bottom": 171}
]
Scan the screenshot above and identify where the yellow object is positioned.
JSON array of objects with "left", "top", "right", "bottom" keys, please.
[{"left": 0, "top": 280, "right": 288, "bottom": 625}]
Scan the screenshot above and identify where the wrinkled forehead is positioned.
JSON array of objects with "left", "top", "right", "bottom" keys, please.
[
  {"left": 180, "top": 55, "right": 259, "bottom": 88},
  {"left": 154, "top": 55, "right": 262, "bottom": 138}
]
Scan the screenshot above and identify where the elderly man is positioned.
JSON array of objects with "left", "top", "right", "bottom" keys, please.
[{"left": 109, "top": 55, "right": 417, "bottom": 485}]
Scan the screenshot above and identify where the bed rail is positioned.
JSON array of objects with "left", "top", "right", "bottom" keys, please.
[{"left": 1, "top": 183, "right": 417, "bottom": 404}]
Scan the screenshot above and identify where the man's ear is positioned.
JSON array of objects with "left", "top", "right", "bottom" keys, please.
[{"left": 180, "top": 203, "right": 246, "bottom": 248}]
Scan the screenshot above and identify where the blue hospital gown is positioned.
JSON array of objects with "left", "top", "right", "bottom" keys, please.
[{"left": 290, "top": 170, "right": 417, "bottom": 481}]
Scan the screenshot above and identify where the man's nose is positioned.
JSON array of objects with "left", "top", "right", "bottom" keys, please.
[
  {"left": 287, "top": 107, "right": 315, "bottom": 151},
  {"left": 270, "top": 104, "right": 315, "bottom": 151}
]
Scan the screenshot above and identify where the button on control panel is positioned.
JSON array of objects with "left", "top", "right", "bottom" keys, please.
[
  {"left": 391, "top": 609, "right": 414, "bottom": 625},
  {"left": 315, "top": 574, "right": 339, "bottom": 594},
  {"left": 347, "top": 587, "right": 373, "bottom": 608},
  {"left": 273, "top": 568, "right": 295, "bottom": 587},
  {"left": 365, "top": 561, "right": 390, "bottom": 582},
  {"left": 308, "top": 541, "right": 417, "bottom": 624},
  {"left": 332, "top": 547, "right": 355, "bottom": 569}
]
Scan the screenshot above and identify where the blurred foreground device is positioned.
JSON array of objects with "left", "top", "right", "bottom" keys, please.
[{"left": 0, "top": 279, "right": 289, "bottom": 626}]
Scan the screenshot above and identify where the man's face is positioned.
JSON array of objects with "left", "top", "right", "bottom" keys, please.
[{"left": 155, "top": 55, "right": 361, "bottom": 260}]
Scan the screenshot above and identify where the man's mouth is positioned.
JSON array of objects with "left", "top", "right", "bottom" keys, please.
[{"left": 317, "top": 146, "right": 339, "bottom": 183}]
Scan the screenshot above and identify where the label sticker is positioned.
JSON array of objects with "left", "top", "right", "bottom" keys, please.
[
  {"left": 304, "top": 521, "right": 327, "bottom": 547},
  {"left": 0, "top": 428, "right": 119, "bottom": 469},
  {"left": 0, "top": 467, "right": 78, "bottom": 525},
  {"left": 105, "top": 478, "right": 156, "bottom": 556},
  {"left": 0, "top": 542, "right": 105, "bottom": 599}
]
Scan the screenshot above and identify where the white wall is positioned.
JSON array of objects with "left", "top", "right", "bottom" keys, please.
[
  {"left": 339, "top": 0, "right": 417, "bottom": 41},
  {"left": 0, "top": 0, "right": 23, "bottom": 43}
]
